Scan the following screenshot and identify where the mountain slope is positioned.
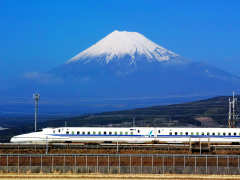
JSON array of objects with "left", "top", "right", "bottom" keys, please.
[
  {"left": 52, "top": 30, "right": 239, "bottom": 84},
  {"left": 0, "top": 95, "right": 237, "bottom": 143}
]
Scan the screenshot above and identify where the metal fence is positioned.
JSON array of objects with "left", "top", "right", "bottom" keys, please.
[{"left": 0, "top": 154, "right": 240, "bottom": 174}]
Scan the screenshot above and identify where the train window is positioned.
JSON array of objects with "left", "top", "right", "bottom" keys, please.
[
  {"left": 158, "top": 130, "right": 160, "bottom": 133},
  {"left": 138, "top": 130, "right": 140, "bottom": 133},
  {"left": 228, "top": 133, "right": 231, "bottom": 136},
  {"left": 82, "top": 131, "right": 85, "bottom": 134},
  {"left": 109, "top": 131, "right": 112, "bottom": 135},
  {"left": 191, "top": 132, "right": 193, "bottom": 135},
  {"left": 175, "top": 132, "right": 177, "bottom": 135},
  {"left": 58, "top": 129, "right": 61, "bottom": 133},
  {"left": 185, "top": 132, "right": 188, "bottom": 135},
  {"left": 120, "top": 132, "right": 123, "bottom": 135},
  {"left": 98, "top": 131, "right": 101, "bottom": 135},
  {"left": 180, "top": 132, "right": 183, "bottom": 135},
  {"left": 218, "top": 132, "right": 220, "bottom": 135},
  {"left": 104, "top": 131, "right": 106, "bottom": 135},
  {"left": 72, "top": 131, "right": 74, "bottom": 134},
  {"left": 66, "top": 131, "right": 69, "bottom": 134},
  {"left": 125, "top": 132, "right": 128, "bottom": 135},
  {"left": 202, "top": 132, "right": 204, "bottom": 135},
  {"left": 131, "top": 132, "right": 133, "bottom": 135},
  {"left": 77, "top": 131, "right": 80, "bottom": 134},
  {"left": 88, "top": 131, "right": 90, "bottom": 134},
  {"left": 207, "top": 132, "right": 210, "bottom": 135},
  {"left": 93, "top": 131, "right": 96, "bottom": 135},
  {"left": 53, "top": 130, "right": 55, "bottom": 134},
  {"left": 212, "top": 132, "right": 215, "bottom": 135},
  {"left": 234, "top": 132, "right": 236, "bottom": 136},
  {"left": 169, "top": 132, "right": 172, "bottom": 135},
  {"left": 196, "top": 132, "right": 199, "bottom": 135},
  {"left": 114, "top": 131, "right": 117, "bottom": 135},
  {"left": 223, "top": 132, "right": 226, "bottom": 136}
]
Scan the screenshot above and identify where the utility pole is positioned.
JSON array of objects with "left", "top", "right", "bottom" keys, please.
[
  {"left": 229, "top": 98, "right": 232, "bottom": 128},
  {"left": 232, "top": 92, "right": 237, "bottom": 128},
  {"left": 46, "top": 136, "right": 48, "bottom": 154},
  {"left": 133, "top": 117, "right": 135, "bottom": 127},
  {"left": 229, "top": 92, "right": 237, "bottom": 128},
  {"left": 33, "top": 94, "right": 40, "bottom": 131}
]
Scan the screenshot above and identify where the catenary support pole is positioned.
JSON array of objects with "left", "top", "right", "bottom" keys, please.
[
  {"left": 152, "top": 155, "right": 153, "bottom": 173},
  {"left": 41, "top": 155, "right": 42, "bottom": 172},
  {"left": 18, "top": 155, "right": 20, "bottom": 173},
  {"left": 75, "top": 155, "right": 76, "bottom": 173},
  {"left": 97, "top": 155, "right": 98, "bottom": 173},
  {"left": 108, "top": 155, "right": 109, "bottom": 174},
  {"left": 119, "top": 154, "right": 120, "bottom": 174},
  {"left": 7, "top": 155, "right": 8, "bottom": 173},
  {"left": 52, "top": 155, "right": 54, "bottom": 172},
  {"left": 86, "top": 155, "right": 87, "bottom": 172},
  {"left": 64, "top": 155, "right": 65, "bottom": 173},
  {"left": 206, "top": 155, "right": 207, "bottom": 174},
  {"left": 130, "top": 154, "right": 131, "bottom": 174},
  {"left": 195, "top": 155, "right": 196, "bottom": 174},
  {"left": 162, "top": 155, "right": 164, "bottom": 174},
  {"left": 238, "top": 156, "right": 239, "bottom": 170},
  {"left": 30, "top": 155, "right": 31, "bottom": 171},
  {"left": 173, "top": 155, "right": 175, "bottom": 173},
  {"left": 184, "top": 155, "right": 185, "bottom": 171}
]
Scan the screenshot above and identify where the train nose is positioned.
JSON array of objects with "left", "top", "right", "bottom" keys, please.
[{"left": 10, "top": 137, "right": 17, "bottom": 143}]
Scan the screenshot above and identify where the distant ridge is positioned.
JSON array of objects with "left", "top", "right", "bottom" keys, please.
[{"left": 0, "top": 95, "right": 237, "bottom": 143}]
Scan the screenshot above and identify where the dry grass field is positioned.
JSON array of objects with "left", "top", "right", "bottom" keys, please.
[{"left": 1, "top": 174, "right": 240, "bottom": 180}]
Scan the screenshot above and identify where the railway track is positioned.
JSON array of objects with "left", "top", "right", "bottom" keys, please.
[
  {"left": 1, "top": 142, "right": 240, "bottom": 154},
  {"left": 1, "top": 142, "right": 189, "bottom": 150}
]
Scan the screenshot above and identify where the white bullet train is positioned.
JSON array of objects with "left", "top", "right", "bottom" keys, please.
[{"left": 10, "top": 127, "right": 240, "bottom": 144}]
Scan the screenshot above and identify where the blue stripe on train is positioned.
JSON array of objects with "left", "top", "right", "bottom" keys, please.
[
  {"left": 47, "top": 134, "right": 240, "bottom": 138},
  {"left": 49, "top": 134, "right": 142, "bottom": 137}
]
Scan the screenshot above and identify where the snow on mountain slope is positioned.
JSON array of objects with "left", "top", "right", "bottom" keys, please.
[
  {"left": 53, "top": 30, "right": 239, "bottom": 82},
  {"left": 66, "top": 30, "right": 185, "bottom": 66}
]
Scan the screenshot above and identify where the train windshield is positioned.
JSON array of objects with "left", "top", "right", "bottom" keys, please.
[{"left": 36, "top": 129, "right": 43, "bottom": 132}]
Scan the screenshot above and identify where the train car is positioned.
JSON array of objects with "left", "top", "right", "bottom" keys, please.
[{"left": 10, "top": 127, "right": 240, "bottom": 144}]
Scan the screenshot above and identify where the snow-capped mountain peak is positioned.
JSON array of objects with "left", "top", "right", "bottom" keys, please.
[{"left": 66, "top": 30, "right": 184, "bottom": 65}]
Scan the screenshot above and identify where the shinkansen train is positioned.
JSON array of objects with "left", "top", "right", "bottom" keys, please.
[{"left": 10, "top": 127, "right": 240, "bottom": 144}]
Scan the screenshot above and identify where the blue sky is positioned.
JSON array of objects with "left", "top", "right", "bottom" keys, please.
[{"left": 0, "top": 0, "right": 240, "bottom": 88}]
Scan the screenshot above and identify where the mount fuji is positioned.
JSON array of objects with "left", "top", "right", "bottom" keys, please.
[
  {"left": 51, "top": 30, "right": 240, "bottom": 98},
  {"left": 2, "top": 30, "right": 240, "bottom": 114}
]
